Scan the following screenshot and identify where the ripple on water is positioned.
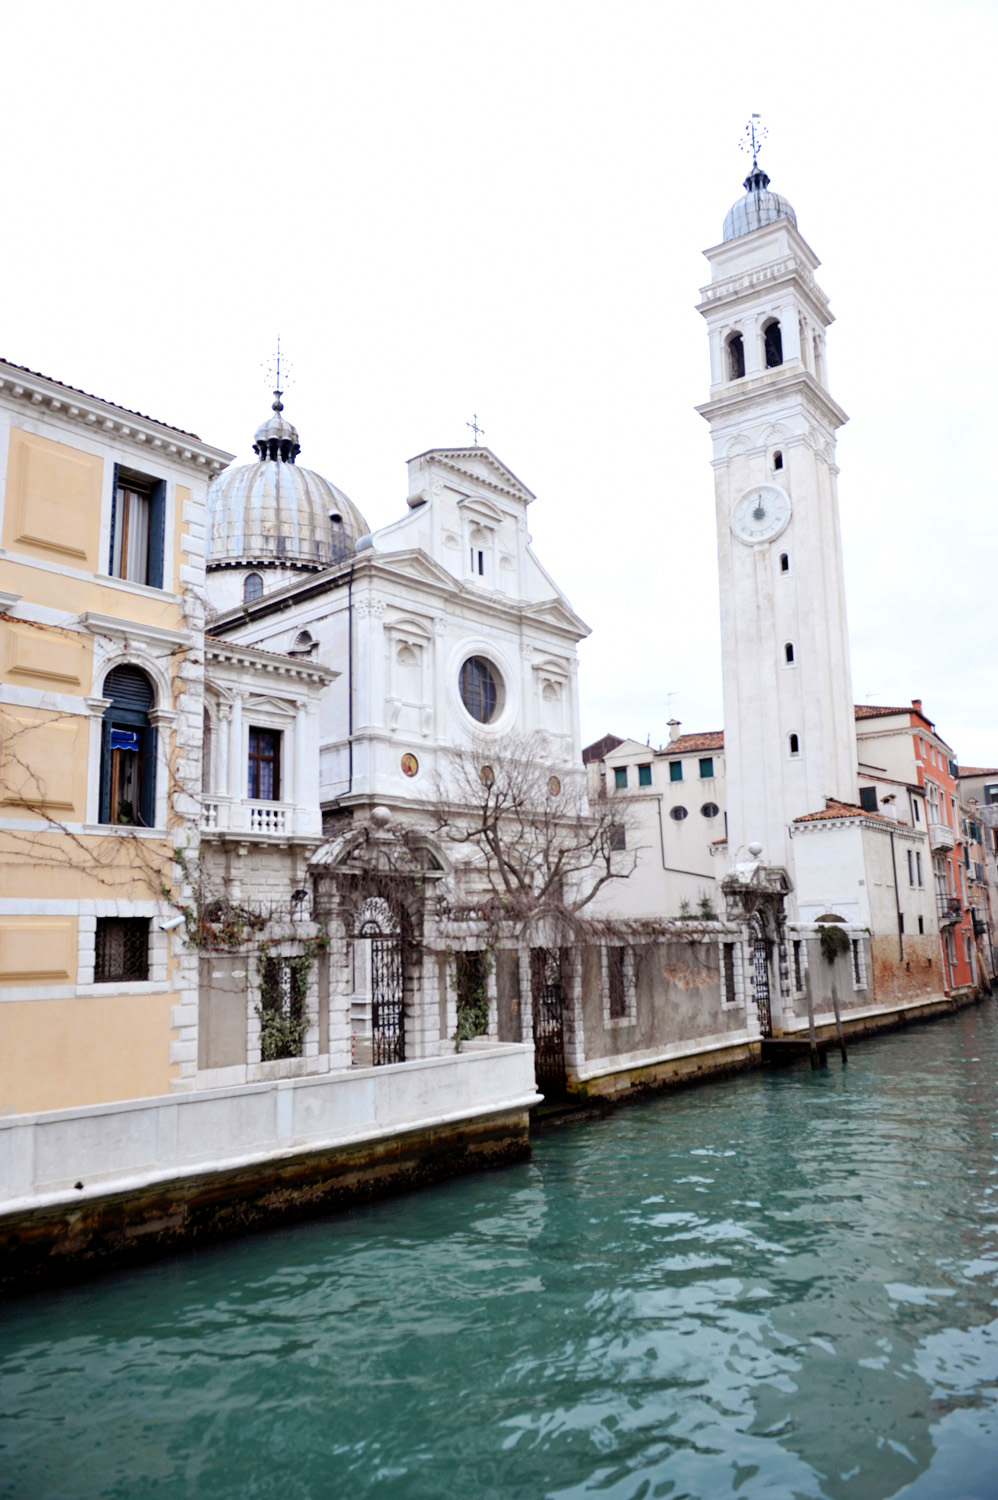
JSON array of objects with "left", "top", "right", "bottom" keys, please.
[{"left": 2, "top": 1007, "right": 998, "bottom": 1499}]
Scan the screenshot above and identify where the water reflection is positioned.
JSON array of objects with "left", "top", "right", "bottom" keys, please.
[{"left": 1, "top": 1007, "right": 997, "bottom": 1499}]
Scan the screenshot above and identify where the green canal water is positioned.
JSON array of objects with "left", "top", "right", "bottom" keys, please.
[{"left": 3, "top": 1007, "right": 998, "bottom": 1500}]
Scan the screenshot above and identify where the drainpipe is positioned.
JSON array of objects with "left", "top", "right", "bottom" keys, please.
[
  {"left": 888, "top": 828, "right": 903, "bottom": 960},
  {"left": 347, "top": 564, "right": 354, "bottom": 797}
]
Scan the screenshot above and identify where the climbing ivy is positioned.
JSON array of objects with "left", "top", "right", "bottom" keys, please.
[{"left": 818, "top": 923, "right": 851, "bottom": 965}]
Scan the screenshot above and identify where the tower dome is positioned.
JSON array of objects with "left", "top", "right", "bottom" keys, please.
[
  {"left": 722, "top": 163, "right": 797, "bottom": 242},
  {"left": 206, "top": 393, "right": 369, "bottom": 571}
]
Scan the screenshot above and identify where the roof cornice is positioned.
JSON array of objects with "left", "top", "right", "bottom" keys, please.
[
  {"left": 696, "top": 367, "right": 848, "bottom": 431},
  {"left": 0, "top": 361, "right": 233, "bottom": 476},
  {"left": 205, "top": 638, "right": 337, "bottom": 683}
]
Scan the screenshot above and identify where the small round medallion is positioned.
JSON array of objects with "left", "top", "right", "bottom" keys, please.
[
  {"left": 480, "top": 764, "right": 495, "bottom": 787},
  {"left": 401, "top": 753, "right": 419, "bottom": 778},
  {"left": 547, "top": 776, "right": 562, "bottom": 797}
]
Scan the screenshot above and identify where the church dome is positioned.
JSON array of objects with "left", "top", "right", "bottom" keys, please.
[
  {"left": 723, "top": 164, "right": 797, "bottom": 242},
  {"left": 207, "top": 394, "right": 369, "bottom": 570}
]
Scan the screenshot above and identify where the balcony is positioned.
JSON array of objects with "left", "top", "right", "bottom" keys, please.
[
  {"left": 937, "top": 895, "right": 962, "bottom": 926},
  {"left": 928, "top": 820, "right": 955, "bottom": 852},
  {"left": 200, "top": 798, "right": 296, "bottom": 839}
]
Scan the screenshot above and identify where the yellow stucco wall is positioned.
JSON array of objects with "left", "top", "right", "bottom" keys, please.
[
  {"left": 173, "top": 483, "right": 190, "bottom": 595},
  {"left": 0, "top": 992, "right": 177, "bottom": 1115},
  {"left": 0, "top": 704, "right": 89, "bottom": 818},
  {"left": 0, "top": 917, "right": 78, "bottom": 983},
  {"left": 2, "top": 616, "right": 92, "bottom": 695},
  {"left": 0, "top": 832, "right": 177, "bottom": 900},
  {"left": 2, "top": 428, "right": 103, "bottom": 571}
]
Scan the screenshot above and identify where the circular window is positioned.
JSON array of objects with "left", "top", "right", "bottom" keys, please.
[
  {"left": 460, "top": 656, "right": 502, "bottom": 724},
  {"left": 547, "top": 775, "right": 562, "bottom": 797},
  {"left": 670, "top": 806, "right": 688, "bottom": 821},
  {"left": 701, "top": 802, "right": 720, "bottom": 818}
]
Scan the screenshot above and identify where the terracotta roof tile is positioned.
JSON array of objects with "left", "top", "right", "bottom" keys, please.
[
  {"left": 1, "top": 356, "right": 202, "bottom": 440},
  {"left": 854, "top": 703, "right": 913, "bottom": 720},
  {"left": 793, "top": 798, "right": 893, "bottom": 825},
  {"left": 958, "top": 766, "right": 998, "bottom": 778},
  {"left": 582, "top": 733, "right": 625, "bottom": 764},
  {"left": 659, "top": 730, "right": 724, "bottom": 756}
]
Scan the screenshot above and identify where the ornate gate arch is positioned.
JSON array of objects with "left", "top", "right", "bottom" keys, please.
[
  {"left": 749, "top": 910, "right": 773, "bottom": 1037},
  {"left": 354, "top": 897, "right": 405, "bottom": 1066}
]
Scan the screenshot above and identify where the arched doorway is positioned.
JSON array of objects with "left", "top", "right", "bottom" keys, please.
[
  {"left": 749, "top": 911, "right": 773, "bottom": 1037},
  {"left": 353, "top": 897, "right": 405, "bottom": 1066}
]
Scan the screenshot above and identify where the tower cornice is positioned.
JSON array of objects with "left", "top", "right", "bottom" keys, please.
[
  {"left": 697, "top": 256, "right": 833, "bottom": 329},
  {"left": 695, "top": 368, "right": 848, "bottom": 432}
]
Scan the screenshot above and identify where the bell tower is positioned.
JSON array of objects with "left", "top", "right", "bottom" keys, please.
[{"left": 696, "top": 133, "right": 858, "bottom": 898}]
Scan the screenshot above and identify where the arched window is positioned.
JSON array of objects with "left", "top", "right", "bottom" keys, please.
[
  {"left": 244, "top": 572, "right": 263, "bottom": 603},
  {"left": 779, "top": 552, "right": 790, "bottom": 573},
  {"left": 764, "top": 319, "right": 783, "bottom": 369},
  {"left": 726, "top": 333, "right": 745, "bottom": 380},
  {"left": 788, "top": 732, "right": 800, "bottom": 756},
  {"left": 784, "top": 642, "right": 795, "bottom": 664},
  {"left": 772, "top": 450, "right": 783, "bottom": 470},
  {"left": 100, "top": 665, "right": 156, "bottom": 826}
]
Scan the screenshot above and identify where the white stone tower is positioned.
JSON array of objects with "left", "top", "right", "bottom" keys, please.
[{"left": 696, "top": 146, "right": 858, "bottom": 898}]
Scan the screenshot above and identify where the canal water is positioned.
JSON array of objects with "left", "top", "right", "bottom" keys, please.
[{"left": 2, "top": 1006, "right": 998, "bottom": 1500}]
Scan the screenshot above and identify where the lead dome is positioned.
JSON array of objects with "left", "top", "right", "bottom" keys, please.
[
  {"left": 722, "top": 163, "right": 797, "bottom": 242},
  {"left": 206, "top": 394, "right": 370, "bottom": 570}
]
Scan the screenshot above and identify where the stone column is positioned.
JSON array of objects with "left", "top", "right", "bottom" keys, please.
[
  {"left": 228, "top": 692, "right": 244, "bottom": 800},
  {"left": 215, "top": 702, "right": 231, "bottom": 797}
]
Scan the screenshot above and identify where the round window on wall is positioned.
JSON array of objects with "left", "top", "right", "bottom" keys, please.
[
  {"left": 701, "top": 802, "right": 720, "bottom": 818},
  {"left": 670, "top": 806, "right": 689, "bottom": 821},
  {"left": 460, "top": 656, "right": 502, "bottom": 724}
]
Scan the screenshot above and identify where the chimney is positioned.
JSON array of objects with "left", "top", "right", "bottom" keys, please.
[
  {"left": 912, "top": 698, "right": 922, "bottom": 714},
  {"left": 668, "top": 718, "right": 681, "bottom": 743}
]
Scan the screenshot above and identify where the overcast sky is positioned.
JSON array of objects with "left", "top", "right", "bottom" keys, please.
[{"left": 6, "top": 0, "right": 996, "bottom": 764}]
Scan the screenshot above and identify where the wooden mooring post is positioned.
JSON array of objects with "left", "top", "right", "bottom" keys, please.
[
  {"left": 804, "top": 969, "right": 821, "bottom": 1069},
  {"left": 830, "top": 982, "right": 848, "bottom": 1063}
]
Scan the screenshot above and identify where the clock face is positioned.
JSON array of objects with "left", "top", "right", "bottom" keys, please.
[{"left": 731, "top": 485, "right": 792, "bottom": 545}]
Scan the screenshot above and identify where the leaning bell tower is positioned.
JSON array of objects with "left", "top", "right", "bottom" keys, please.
[{"left": 696, "top": 123, "right": 858, "bottom": 901}]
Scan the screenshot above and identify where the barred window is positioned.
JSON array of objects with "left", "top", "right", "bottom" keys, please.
[
  {"left": 793, "top": 939, "right": 803, "bottom": 993},
  {"left": 722, "top": 943, "right": 737, "bottom": 1006},
  {"left": 94, "top": 918, "right": 150, "bottom": 983},
  {"left": 259, "top": 956, "right": 306, "bottom": 1061},
  {"left": 608, "top": 946, "right": 627, "bottom": 1019}
]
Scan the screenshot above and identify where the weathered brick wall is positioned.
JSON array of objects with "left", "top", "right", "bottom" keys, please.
[{"left": 870, "top": 934, "right": 945, "bottom": 1005}]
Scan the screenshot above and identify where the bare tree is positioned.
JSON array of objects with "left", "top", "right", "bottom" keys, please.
[{"left": 432, "top": 731, "right": 637, "bottom": 916}]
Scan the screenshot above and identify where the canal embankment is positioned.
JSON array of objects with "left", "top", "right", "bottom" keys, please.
[{"left": 0, "top": 991, "right": 985, "bottom": 1294}]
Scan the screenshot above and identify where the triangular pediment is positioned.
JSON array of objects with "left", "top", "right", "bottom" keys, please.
[
  {"left": 242, "top": 694, "right": 296, "bottom": 717},
  {"left": 408, "top": 446, "right": 535, "bottom": 505},
  {"left": 522, "top": 596, "right": 590, "bottom": 638},
  {"left": 365, "top": 548, "right": 458, "bottom": 591}
]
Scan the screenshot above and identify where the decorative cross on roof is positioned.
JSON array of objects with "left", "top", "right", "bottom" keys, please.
[
  {"left": 740, "top": 113, "right": 767, "bottom": 168},
  {"left": 264, "top": 335, "right": 292, "bottom": 408},
  {"left": 466, "top": 413, "right": 485, "bottom": 445}
]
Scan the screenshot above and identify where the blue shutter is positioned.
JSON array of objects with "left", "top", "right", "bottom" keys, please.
[
  {"left": 99, "top": 721, "right": 113, "bottom": 824},
  {"left": 108, "top": 463, "right": 120, "bottom": 575},
  {"left": 139, "top": 726, "right": 158, "bottom": 827},
  {"left": 147, "top": 479, "right": 166, "bottom": 589}
]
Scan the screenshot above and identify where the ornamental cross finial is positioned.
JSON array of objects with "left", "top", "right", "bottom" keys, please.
[
  {"left": 466, "top": 412, "right": 485, "bottom": 445},
  {"left": 263, "top": 336, "right": 292, "bottom": 412},
  {"left": 740, "top": 113, "right": 767, "bottom": 169}
]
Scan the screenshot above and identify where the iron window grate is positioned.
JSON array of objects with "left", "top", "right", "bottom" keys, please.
[{"left": 94, "top": 918, "right": 150, "bottom": 983}]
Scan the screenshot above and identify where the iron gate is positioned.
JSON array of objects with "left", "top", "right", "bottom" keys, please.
[
  {"left": 530, "top": 947, "right": 566, "bottom": 1094},
  {"left": 750, "top": 917, "right": 773, "bottom": 1037},
  {"left": 371, "top": 935, "right": 405, "bottom": 1065}
]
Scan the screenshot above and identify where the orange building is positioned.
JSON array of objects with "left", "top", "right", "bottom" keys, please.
[{"left": 856, "top": 701, "right": 976, "bottom": 994}]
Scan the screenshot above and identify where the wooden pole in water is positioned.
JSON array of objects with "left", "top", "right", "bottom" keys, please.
[
  {"left": 804, "top": 967, "right": 820, "bottom": 1069},
  {"left": 830, "top": 982, "right": 847, "bottom": 1063}
]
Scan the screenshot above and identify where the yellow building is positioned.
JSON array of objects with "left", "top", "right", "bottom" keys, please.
[{"left": 0, "top": 360, "right": 231, "bottom": 1113}]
